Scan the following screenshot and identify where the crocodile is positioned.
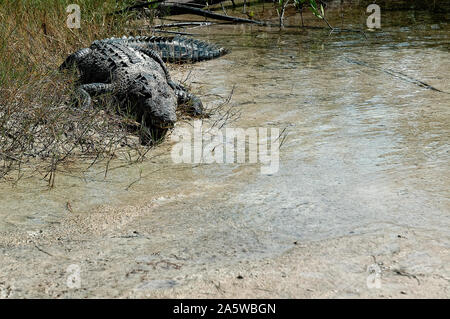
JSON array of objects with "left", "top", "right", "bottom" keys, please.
[{"left": 60, "top": 35, "right": 228, "bottom": 143}]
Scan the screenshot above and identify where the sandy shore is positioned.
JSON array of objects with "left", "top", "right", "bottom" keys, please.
[{"left": 1, "top": 204, "right": 448, "bottom": 298}]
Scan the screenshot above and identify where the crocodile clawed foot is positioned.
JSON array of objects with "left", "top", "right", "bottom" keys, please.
[
  {"left": 68, "top": 87, "right": 92, "bottom": 110},
  {"left": 188, "top": 96, "right": 204, "bottom": 116},
  {"left": 177, "top": 92, "right": 205, "bottom": 117}
]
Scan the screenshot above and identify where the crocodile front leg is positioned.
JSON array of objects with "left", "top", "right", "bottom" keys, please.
[
  {"left": 171, "top": 82, "right": 203, "bottom": 116},
  {"left": 76, "top": 83, "right": 115, "bottom": 109}
]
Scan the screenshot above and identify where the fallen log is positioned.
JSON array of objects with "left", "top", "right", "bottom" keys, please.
[
  {"left": 159, "top": 2, "right": 267, "bottom": 25},
  {"left": 113, "top": 1, "right": 267, "bottom": 25},
  {"left": 114, "top": 0, "right": 232, "bottom": 15}
]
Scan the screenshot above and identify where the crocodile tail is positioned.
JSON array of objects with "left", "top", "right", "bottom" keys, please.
[
  {"left": 162, "top": 35, "right": 229, "bottom": 63},
  {"left": 102, "top": 35, "right": 228, "bottom": 63}
]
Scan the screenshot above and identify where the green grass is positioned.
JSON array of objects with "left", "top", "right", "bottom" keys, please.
[{"left": 0, "top": 0, "right": 152, "bottom": 184}]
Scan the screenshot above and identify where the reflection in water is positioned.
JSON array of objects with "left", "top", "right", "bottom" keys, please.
[{"left": 0, "top": 8, "right": 448, "bottom": 261}]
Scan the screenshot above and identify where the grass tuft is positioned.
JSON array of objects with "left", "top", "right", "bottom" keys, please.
[{"left": 0, "top": 0, "right": 155, "bottom": 184}]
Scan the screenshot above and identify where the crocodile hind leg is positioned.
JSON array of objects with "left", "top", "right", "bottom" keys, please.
[
  {"left": 75, "top": 83, "right": 115, "bottom": 109},
  {"left": 60, "top": 48, "right": 113, "bottom": 109},
  {"left": 59, "top": 48, "right": 92, "bottom": 70}
]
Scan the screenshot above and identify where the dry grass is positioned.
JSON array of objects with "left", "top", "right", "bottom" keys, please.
[{"left": 0, "top": 0, "right": 158, "bottom": 185}]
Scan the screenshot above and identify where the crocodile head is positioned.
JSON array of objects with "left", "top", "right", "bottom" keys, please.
[
  {"left": 133, "top": 96, "right": 177, "bottom": 145},
  {"left": 125, "top": 72, "right": 178, "bottom": 130},
  {"left": 146, "top": 99, "right": 177, "bottom": 129},
  {"left": 137, "top": 90, "right": 177, "bottom": 132}
]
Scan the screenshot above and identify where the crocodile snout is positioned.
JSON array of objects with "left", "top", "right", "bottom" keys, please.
[
  {"left": 142, "top": 97, "right": 177, "bottom": 130},
  {"left": 151, "top": 115, "right": 176, "bottom": 129}
]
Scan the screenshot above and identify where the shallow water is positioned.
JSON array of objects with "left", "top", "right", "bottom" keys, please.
[{"left": 0, "top": 7, "right": 449, "bottom": 263}]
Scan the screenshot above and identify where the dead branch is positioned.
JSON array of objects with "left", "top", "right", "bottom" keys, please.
[
  {"left": 152, "top": 21, "right": 213, "bottom": 28},
  {"left": 160, "top": 2, "right": 267, "bottom": 25}
]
